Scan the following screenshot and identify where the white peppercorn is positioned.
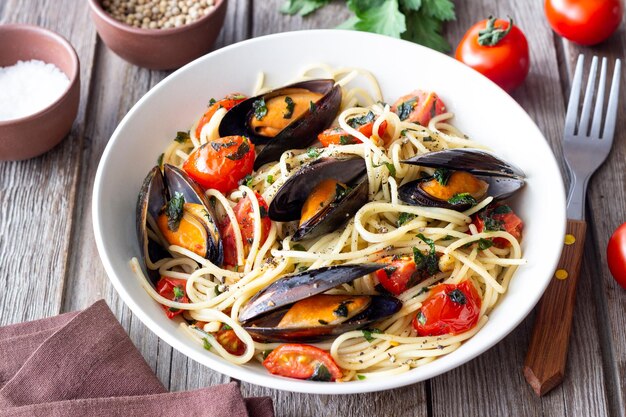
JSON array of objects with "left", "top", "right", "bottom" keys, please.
[{"left": 102, "top": 0, "right": 215, "bottom": 29}]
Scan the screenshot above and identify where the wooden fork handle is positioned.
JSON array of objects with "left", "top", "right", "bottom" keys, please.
[{"left": 523, "top": 219, "right": 587, "bottom": 396}]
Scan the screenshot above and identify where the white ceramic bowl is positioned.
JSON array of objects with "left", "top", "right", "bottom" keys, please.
[{"left": 93, "top": 30, "right": 566, "bottom": 395}]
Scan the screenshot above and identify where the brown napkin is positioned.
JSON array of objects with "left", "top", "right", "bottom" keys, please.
[{"left": 0, "top": 300, "right": 273, "bottom": 417}]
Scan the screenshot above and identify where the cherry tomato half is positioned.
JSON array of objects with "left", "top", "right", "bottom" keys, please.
[
  {"left": 183, "top": 135, "right": 255, "bottom": 193},
  {"left": 545, "top": 0, "right": 623, "bottom": 46},
  {"left": 215, "top": 325, "right": 246, "bottom": 356},
  {"left": 195, "top": 93, "right": 247, "bottom": 138},
  {"left": 472, "top": 203, "right": 523, "bottom": 248},
  {"left": 376, "top": 255, "right": 419, "bottom": 295},
  {"left": 318, "top": 121, "right": 388, "bottom": 147},
  {"left": 390, "top": 90, "right": 447, "bottom": 126},
  {"left": 607, "top": 222, "right": 626, "bottom": 290},
  {"left": 156, "top": 276, "right": 189, "bottom": 319},
  {"left": 412, "top": 280, "right": 482, "bottom": 336},
  {"left": 263, "top": 344, "right": 343, "bottom": 381},
  {"left": 220, "top": 192, "right": 272, "bottom": 267},
  {"left": 456, "top": 17, "right": 530, "bottom": 92}
]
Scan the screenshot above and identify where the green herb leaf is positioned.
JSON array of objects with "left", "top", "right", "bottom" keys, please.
[
  {"left": 400, "top": 0, "right": 421, "bottom": 10},
  {"left": 417, "top": 286, "right": 430, "bottom": 296},
  {"left": 242, "top": 174, "right": 254, "bottom": 187},
  {"left": 339, "top": 135, "right": 355, "bottom": 145},
  {"left": 447, "top": 288, "right": 467, "bottom": 304},
  {"left": 416, "top": 310, "right": 427, "bottom": 325},
  {"left": 252, "top": 98, "right": 267, "bottom": 120},
  {"left": 262, "top": 349, "right": 273, "bottom": 359},
  {"left": 202, "top": 337, "right": 212, "bottom": 351},
  {"left": 172, "top": 285, "right": 185, "bottom": 300},
  {"left": 493, "top": 204, "right": 512, "bottom": 214},
  {"left": 396, "top": 98, "right": 416, "bottom": 121},
  {"left": 165, "top": 192, "right": 185, "bottom": 231},
  {"left": 175, "top": 131, "right": 190, "bottom": 143},
  {"left": 157, "top": 153, "right": 164, "bottom": 169},
  {"left": 266, "top": 174, "right": 275, "bottom": 184},
  {"left": 413, "top": 233, "right": 439, "bottom": 276},
  {"left": 347, "top": 111, "right": 375, "bottom": 128},
  {"left": 306, "top": 147, "right": 320, "bottom": 158},
  {"left": 292, "top": 244, "right": 306, "bottom": 251},
  {"left": 309, "top": 363, "right": 332, "bottom": 381},
  {"left": 208, "top": 98, "right": 217, "bottom": 106},
  {"left": 384, "top": 162, "right": 396, "bottom": 177},
  {"left": 357, "top": 374, "right": 367, "bottom": 380},
  {"left": 222, "top": 324, "right": 232, "bottom": 331},
  {"left": 397, "top": 212, "right": 415, "bottom": 226},
  {"left": 284, "top": 96, "right": 295, "bottom": 119},
  {"left": 335, "top": 183, "right": 351, "bottom": 201},
  {"left": 225, "top": 138, "right": 251, "bottom": 161},
  {"left": 345, "top": 0, "right": 407, "bottom": 39},
  {"left": 214, "top": 285, "right": 223, "bottom": 296},
  {"left": 309, "top": 101, "right": 317, "bottom": 113},
  {"left": 318, "top": 319, "right": 329, "bottom": 325},
  {"left": 421, "top": 0, "right": 455, "bottom": 21},
  {"left": 433, "top": 168, "right": 451, "bottom": 186},
  {"left": 384, "top": 266, "right": 398, "bottom": 277},
  {"left": 210, "top": 140, "right": 237, "bottom": 152},
  {"left": 280, "top": 0, "right": 332, "bottom": 15},
  {"left": 362, "top": 328, "right": 382, "bottom": 342},
  {"left": 477, "top": 238, "right": 494, "bottom": 251},
  {"left": 333, "top": 302, "right": 349, "bottom": 317},
  {"left": 447, "top": 192, "right": 477, "bottom": 207},
  {"left": 402, "top": 8, "right": 451, "bottom": 52}
]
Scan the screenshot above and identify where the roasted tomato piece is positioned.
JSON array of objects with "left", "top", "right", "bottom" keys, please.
[
  {"left": 215, "top": 325, "right": 246, "bottom": 356},
  {"left": 412, "top": 280, "right": 481, "bottom": 336},
  {"left": 263, "top": 344, "right": 342, "bottom": 381},
  {"left": 375, "top": 255, "right": 419, "bottom": 295},
  {"left": 607, "top": 222, "right": 626, "bottom": 290},
  {"left": 195, "top": 93, "right": 247, "bottom": 138},
  {"left": 183, "top": 135, "right": 255, "bottom": 193},
  {"left": 318, "top": 120, "right": 388, "bottom": 147},
  {"left": 472, "top": 203, "right": 523, "bottom": 248},
  {"left": 156, "top": 277, "right": 189, "bottom": 319},
  {"left": 391, "top": 90, "right": 446, "bottom": 126},
  {"left": 220, "top": 192, "right": 271, "bottom": 266}
]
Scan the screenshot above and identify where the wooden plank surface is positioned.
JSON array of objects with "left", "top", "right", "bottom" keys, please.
[{"left": 1, "top": 0, "right": 625, "bottom": 416}]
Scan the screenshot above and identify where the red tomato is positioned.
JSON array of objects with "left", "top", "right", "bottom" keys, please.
[
  {"left": 376, "top": 255, "right": 418, "bottom": 295},
  {"left": 472, "top": 203, "right": 523, "bottom": 248},
  {"left": 545, "top": 0, "right": 623, "bottom": 46},
  {"left": 390, "top": 90, "right": 447, "bottom": 126},
  {"left": 456, "top": 17, "right": 530, "bottom": 92},
  {"left": 220, "top": 192, "right": 272, "bottom": 266},
  {"left": 607, "top": 222, "right": 626, "bottom": 289},
  {"left": 263, "top": 344, "right": 342, "bottom": 381},
  {"left": 195, "top": 94, "right": 246, "bottom": 138},
  {"left": 412, "top": 280, "right": 482, "bottom": 336},
  {"left": 215, "top": 326, "right": 246, "bottom": 356},
  {"left": 183, "top": 135, "right": 255, "bottom": 193},
  {"left": 156, "top": 277, "right": 189, "bottom": 319},
  {"left": 318, "top": 121, "right": 388, "bottom": 147}
]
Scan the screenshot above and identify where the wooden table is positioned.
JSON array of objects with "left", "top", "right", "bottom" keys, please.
[{"left": 1, "top": 1, "right": 625, "bottom": 415}]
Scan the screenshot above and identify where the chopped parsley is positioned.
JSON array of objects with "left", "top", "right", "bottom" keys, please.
[
  {"left": 225, "top": 137, "right": 251, "bottom": 161},
  {"left": 335, "top": 183, "right": 351, "bottom": 200},
  {"left": 362, "top": 328, "right": 382, "bottom": 342},
  {"left": 165, "top": 192, "right": 185, "bottom": 231},
  {"left": 283, "top": 96, "right": 295, "bottom": 119},
  {"left": 416, "top": 310, "right": 427, "bottom": 325},
  {"left": 309, "top": 100, "right": 317, "bottom": 113},
  {"left": 309, "top": 363, "right": 332, "bottom": 381},
  {"left": 397, "top": 212, "right": 415, "bottom": 226},
  {"left": 292, "top": 244, "right": 306, "bottom": 251},
  {"left": 384, "top": 266, "right": 398, "bottom": 277},
  {"left": 214, "top": 285, "right": 223, "bottom": 296},
  {"left": 252, "top": 98, "right": 267, "bottom": 120},
  {"left": 333, "top": 300, "right": 353, "bottom": 318},
  {"left": 266, "top": 174, "right": 275, "bottom": 184},
  {"left": 306, "top": 147, "right": 320, "bottom": 158},
  {"left": 202, "top": 337, "right": 212, "bottom": 351},
  {"left": 357, "top": 375, "right": 366, "bottom": 380},
  {"left": 384, "top": 162, "right": 396, "bottom": 177},
  {"left": 396, "top": 98, "right": 416, "bottom": 121},
  {"left": 339, "top": 135, "right": 355, "bottom": 145},
  {"left": 493, "top": 204, "right": 512, "bottom": 214},
  {"left": 172, "top": 285, "right": 184, "bottom": 300},
  {"left": 222, "top": 324, "right": 232, "bottom": 331},
  {"left": 447, "top": 192, "right": 477, "bottom": 207},
  {"left": 210, "top": 140, "right": 236, "bottom": 152},
  {"left": 447, "top": 289, "right": 467, "bottom": 305},
  {"left": 433, "top": 168, "right": 451, "bottom": 186},
  {"left": 477, "top": 238, "right": 494, "bottom": 251},
  {"left": 318, "top": 319, "right": 329, "bottom": 325},
  {"left": 422, "top": 136, "right": 434, "bottom": 142},
  {"left": 416, "top": 286, "right": 431, "bottom": 296},
  {"left": 262, "top": 349, "right": 273, "bottom": 359},
  {"left": 347, "top": 111, "right": 375, "bottom": 128},
  {"left": 208, "top": 98, "right": 216, "bottom": 106},
  {"left": 413, "top": 233, "right": 439, "bottom": 277},
  {"left": 174, "top": 131, "right": 190, "bottom": 143},
  {"left": 241, "top": 174, "right": 254, "bottom": 187}
]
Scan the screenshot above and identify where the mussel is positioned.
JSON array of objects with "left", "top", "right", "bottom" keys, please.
[
  {"left": 136, "top": 164, "right": 223, "bottom": 284},
  {"left": 398, "top": 149, "right": 525, "bottom": 211},
  {"left": 239, "top": 264, "right": 402, "bottom": 342},
  {"left": 268, "top": 157, "right": 369, "bottom": 241},
  {"left": 218, "top": 79, "right": 342, "bottom": 169}
]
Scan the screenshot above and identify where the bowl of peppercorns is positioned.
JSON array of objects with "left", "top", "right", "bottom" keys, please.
[{"left": 88, "top": 0, "right": 227, "bottom": 70}]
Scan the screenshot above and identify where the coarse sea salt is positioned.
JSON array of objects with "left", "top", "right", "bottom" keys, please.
[{"left": 0, "top": 59, "right": 70, "bottom": 122}]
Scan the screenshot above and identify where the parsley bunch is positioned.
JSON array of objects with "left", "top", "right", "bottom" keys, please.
[{"left": 281, "top": 0, "right": 456, "bottom": 52}]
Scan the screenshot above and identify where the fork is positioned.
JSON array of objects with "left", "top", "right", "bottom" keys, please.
[{"left": 523, "top": 55, "right": 621, "bottom": 396}]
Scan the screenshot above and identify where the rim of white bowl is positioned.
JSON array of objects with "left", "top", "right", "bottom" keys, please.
[{"left": 93, "top": 29, "right": 566, "bottom": 395}]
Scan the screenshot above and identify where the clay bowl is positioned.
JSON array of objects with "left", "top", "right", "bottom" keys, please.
[
  {"left": 88, "top": 0, "right": 228, "bottom": 70},
  {"left": 0, "top": 24, "right": 80, "bottom": 161}
]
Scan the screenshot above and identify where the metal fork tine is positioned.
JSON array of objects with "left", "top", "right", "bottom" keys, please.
[
  {"left": 602, "top": 59, "right": 622, "bottom": 142},
  {"left": 565, "top": 55, "right": 585, "bottom": 136},
  {"left": 590, "top": 58, "right": 608, "bottom": 139},
  {"left": 578, "top": 56, "right": 598, "bottom": 136}
]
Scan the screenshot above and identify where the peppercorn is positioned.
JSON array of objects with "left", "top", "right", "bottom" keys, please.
[{"left": 102, "top": 0, "right": 215, "bottom": 30}]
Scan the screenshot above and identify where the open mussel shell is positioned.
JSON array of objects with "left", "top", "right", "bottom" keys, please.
[
  {"left": 243, "top": 295, "right": 402, "bottom": 343},
  {"left": 269, "top": 157, "right": 368, "bottom": 241},
  {"left": 399, "top": 149, "right": 525, "bottom": 211},
  {"left": 218, "top": 79, "right": 342, "bottom": 170},
  {"left": 136, "top": 164, "right": 223, "bottom": 285},
  {"left": 239, "top": 263, "right": 385, "bottom": 323}
]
